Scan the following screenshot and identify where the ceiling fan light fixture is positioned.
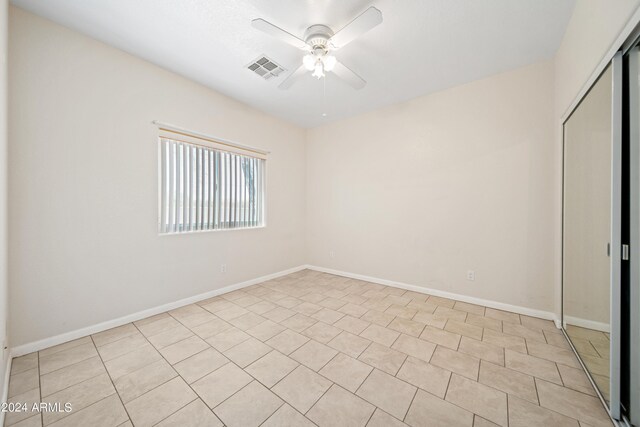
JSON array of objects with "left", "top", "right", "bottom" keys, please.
[
  {"left": 323, "top": 54, "right": 337, "bottom": 72},
  {"left": 303, "top": 54, "right": 316, "bottom": 71},
  {"left": 312, "top": 61, "right": 325, "bottom": 79}
]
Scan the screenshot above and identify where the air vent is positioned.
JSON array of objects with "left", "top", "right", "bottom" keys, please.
[{"left": 247, "top": 56, "right": 285, "bottom": 80}]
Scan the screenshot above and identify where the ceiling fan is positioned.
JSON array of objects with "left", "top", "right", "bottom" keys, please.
[{"left": 251, "top": 6, "right": 383, "bottom": 90}]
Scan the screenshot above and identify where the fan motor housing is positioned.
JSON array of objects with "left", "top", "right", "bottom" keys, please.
[{"left": 304, "top": 24, "right": 334, "bottom": 48}]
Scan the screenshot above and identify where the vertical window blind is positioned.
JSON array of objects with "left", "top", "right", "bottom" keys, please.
[{"left": 158, "top": 131, "right": 266, "bottom": 234}]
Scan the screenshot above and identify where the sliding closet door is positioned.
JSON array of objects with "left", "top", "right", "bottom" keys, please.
[{"left": 562, "top": 53, "right": 622, "bottom": 418}]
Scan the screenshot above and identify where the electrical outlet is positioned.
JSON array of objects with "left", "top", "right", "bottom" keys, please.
[
  {"left": 221, "top": 264, "right": 227, "bottom": 273},
  {"left": 329, "top": 251, "right": 335, "bottom": 259},
  {"left": 467, "top": 270, "right": 475, "bottom": 281}
]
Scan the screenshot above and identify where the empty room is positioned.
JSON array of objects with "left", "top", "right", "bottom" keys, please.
[{"left": 1, "top": 0, "right": 640, "bottom": 426}]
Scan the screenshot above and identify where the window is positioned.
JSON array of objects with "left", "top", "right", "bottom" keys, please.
[{"left": 158, "top": 131, "right": 265, "bottom": 234}]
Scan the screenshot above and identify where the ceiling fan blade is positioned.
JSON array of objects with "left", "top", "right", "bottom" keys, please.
[
  {"left": 332, "top": 61, "right": 366, "bottom": 90},
  {"left": 251, "top": 19, "right": 308, "bottom": 49},
  {"left": 278, "top": 64, "right": 308, "bottom": 89},
  {"left": 329, "top": 7, "right": 383, "bottom": 49}
]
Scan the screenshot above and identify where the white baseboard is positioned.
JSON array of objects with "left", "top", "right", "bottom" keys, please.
[
  {"left": 306, "top": 265, "right": 560, "bottom": 324},
  {"left": 564, "top": 315, "right": 610, "bottom": 333},
  {"left": 11, "top": 265, "right": 307, "bottom": 357}
]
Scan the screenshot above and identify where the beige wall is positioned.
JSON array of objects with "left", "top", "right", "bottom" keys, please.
[
  {"left": 0, "top": 0, "right": 8, "bottom": 390},
  {"left": 306, "top": 61, "right": 556, "bottom": 312},
  {"left": 8, "top": 7, "right": 307, "bottom": 347}
]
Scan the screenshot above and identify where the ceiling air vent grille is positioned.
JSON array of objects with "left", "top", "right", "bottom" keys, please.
[{"left": 247, "top": 56, "right": 285, "bottom": 80}]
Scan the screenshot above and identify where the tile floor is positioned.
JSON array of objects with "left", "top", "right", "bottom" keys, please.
[
  {"left": 565, "top": 324, "right": 611, "bottom": 402},
  {"left": 5, "top": 270, "right": 613, "bottom": 427}
]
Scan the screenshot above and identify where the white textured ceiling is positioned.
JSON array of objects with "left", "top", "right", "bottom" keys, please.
[{"left": 11, "top": 0, "right": 575, "bottom": 128}]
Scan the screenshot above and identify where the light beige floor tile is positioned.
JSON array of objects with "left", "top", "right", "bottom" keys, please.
[
  {"left": 276, "top": 296, "right": 304, "bottom": 309},
  {"left": 508, "top": 395, "right": 579, "bottom": 427},
  {"left": 338, "top": 303, "right": 368, "bottom": 318},
  {"left": 266, "top": 329, "right": 309, "bottom": 355},
  {"left": 125, "top": 377, "right": 196, "bottom": 427},
  {"left": 47, "top": 394, "right": 128, "bottom": 427},
  {"left": 40, "top": 356, "right": 105, "bottom": 397},
  {"left": 39, "top": 337, "right": 93, "bottom": 358},
  {"left": 521, "top": 316, "right": 560, "bottom": 334},
  {"left": 557, "top": 363, "right": 597, "bottom": 396},
  {"left": 405, "top": 388, "right": 474, "bottom": 427},
  {"left": 568, "top": 337, "right": 601, "bottom": 358},
  {"left": 420, "top": 326, "right": 461, "bottom": 350},
  {"left": 8, "top": 368, "right": 39, "bottom": 398},
  {"left": 474, "top": 415, "right": 501, "bottom": 427},
  {"left": 192, "top": 363, "right": 252, "bottom": 408},
  {"left": 479, "top": 360, "right": 538, "bottom": 403},
  {"left": 433, "top": 306, "right": 468, "bottom": 322},
  {"left": 5, "top": 388, "right": 41, "bottom": 426},
  {"left": 200, "top": 298, "right": 236, "bottom": 313},
  {"left": 113, "top": 359, "right": 177, "bottom": 402},
  {"left": 262, "top": 404, "right": 315, "bottom": 427},
  {"left": 358, "top": 342, "right": 407, "bottom": 375},
  {"left": 319, "top": 353, "right": 372, "bottom": 392},
  {"left": 206, "top": 327, "right": 251, "bottom": 352},
  {"left": 190, "top": 318, "right": 233, "bottom": 340},
  {"left": 503, "top": 323, "right": 546, "bottom": 343},
  {"left": 263, "top": 306, "right": 297, "bottom": 323},
  {"left": 367, "top": 409, "right": 408, "bottom": 427},
  {"left": 280, "top": 314, "right": 318, "bottom": 333},
  {"left": 446, "top": 374, "right": 508, "bottom": 426},
  {"left": 301, "top": 293, "right": 327, "bottom": 304},
  {"left": 302, "top": 321, "right": 342, "bottom": 343},
  {"left": 482, "top": 329, "right": 527, "bottom": 353},
  {"left": 428, "top": 296, "right": 457, "bottom": 308},
  {"left": 458, "top": 336, "right": 504, "bottom": 366},
  {"left": 465, "top": 313, "right": 502, "bottom": 332},
  {"left": 272, "top": 365, "right": 332, "bottom": 413},
  {"left": 383, "top": 295, "right": 412, "bottom": 306},
  {"left": 92, "top": 324, "right": 138, "bottom": 347},
  {"left": 159, "top": 336, "right": 209, "bottom": 365},
  {"left": 137, "top": 316, "right": 182, "bottom": 337},
  {"left": 360, "top": 324, "right": 400, "bottom": 347},
  {"left": 9, "top": 415, "right": 42, "bottom": 427},
  {"left": 104, "top": 343, "right": 162, "bottom": 380},
  {"left": 396, "top": 356, "right": 451, "bottom": 398},
  {"left": 169, "top": 303, "right": 206, "bottom": 319},
  {"left": 224, "top": 337, "right": 271, "bottom": 368},
  {"left": 173, "top": 348, "right": 229, "bottom": 384},
  {"left": 290, "top": 340, "right": 338, "bottom": 371},
  {"left": 215, "top": 305, "right": 250, "bottom": 321},
  {"left": 246, "top": 301, "right": 278, "bottom": 315},
  {"left": 11, "top": 353, "right": 38, "bottom": 376},
  {"left": 96, "top": 333, "right": 148, "bottom": 362},
  {"left": 407, "top": 300, "right": 438, "bottom": 314},
  {"left": 246, "top": 319, "right": 285, "bottom": 341},
  {"left": 312, "top": 308, "right": 345, "bottom": 324},
  {"left": 566, "top": 325, "right": 610, "bottom": 343},
  {"left": 360, "top": 310, "right": 395, "bottom": 327},
  {"left": 294, "top": 302, "right": 323, "bottom": 315},
  {"left": 245, "top": 350, "right": 299, "bottom": 388},
  {"left": 536, "top": 379, "right": 612, "bottom": 427},
  {"left": 453, "top": 301, "right": 486, "bottom": 316},
  {"left": 505, "top": 349, "right": 562, "bottom": 384},
  {"left": 327, "top": 331, "right": 371, "bottom": 358},
  {"left": 581, "top": 354, "right": 609, "bottom": 377},
  {"left": 156, "top": 399, "right": 222, "bottom": 427},
  {"left": 485, "top": 308, "right": 520, "bottom": 325},
  {"left": 39, "top": 342, "right": 98, "bottom": 375},
  {"left": 214, "top": 381, "right": 283, "bottom": 427},
  {"left": 391, "top": 334, "right": 436, "bottom": 362},
  {"left": 308, "top": 384, "right": 375, "bottom": 427},
  {"left": 385, "top": 304, "right": 417, "bottom": 320},
  {"left": 413, "top": 311, "right": 448, "bottom": 329},
  {"left": 318, "top": 297, "right": 347, "bottom": 311},
  {"left": 147, "top": 324, "right": 193, "bottom": 349},
  {"left": 544, "top": 330, "right": 572, "bottom": 349},
  {"left": 334, "top": 315, "right": 370, "bottom": 335},
  {"left": 178, "top": 311, "right": 217, "bottom": 329},
  {"left": 430, "top": 346, "right": 479, "bottom": 380},
  {"left": 356, "top": 369, "right": 416, "bottom": 420},
  {"left": 388, "top": 317, "right": 426, "bottom": 337},
  {"left": 43, "top": 373, "right": 115, "bottom": 425},
  {"left": 527, "top": 340, "right": 581, "bottom": 368},
  {"left": 229, "top": 312, "right": 267, "bottom": 331},
  {"left": 445, "top": 320, "right": 483, "bottom": 340},
  {"left": 233, "top": 295, "right": 263, "bottom": 308}
]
